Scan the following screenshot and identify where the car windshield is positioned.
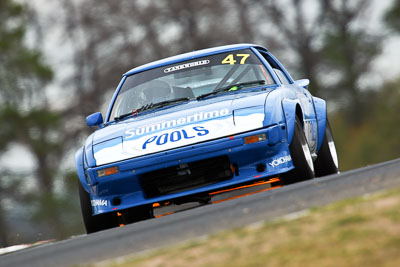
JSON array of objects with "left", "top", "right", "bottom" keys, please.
[{"left": 109, "top": 49, "right": 275, "bottom": 121}]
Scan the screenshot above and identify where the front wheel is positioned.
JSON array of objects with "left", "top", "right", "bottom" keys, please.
[
  {"left": 281, "top": 116, "right": 315, "bottom": 184},
  {"left": 314, "top": 119, "right": 339, "bottom": 177},
  {"left": 78, "top": 181, "right": 117, "bottom": 234}
]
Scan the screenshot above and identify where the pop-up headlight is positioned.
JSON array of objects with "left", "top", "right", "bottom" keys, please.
[{"left": 93, "top": 137, "right": 123, "bottom": 166}]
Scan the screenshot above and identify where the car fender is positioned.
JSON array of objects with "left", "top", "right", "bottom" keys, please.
[
  {"left": 263, "top": 88, "right": 286, "bottom": 127},
  {"left": 281, "top": 99, "right": 303, "bottom": 144},
  {"left": 75, "top": 147, "right": 90, "bottom": 192},
  {"left": 312, "top": 97, "right": 327, "bottom": 152},
  {"left": 84, "top": 133, "right": 97, "bottom": 168}
]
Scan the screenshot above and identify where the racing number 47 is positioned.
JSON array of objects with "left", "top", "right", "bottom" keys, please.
[{"left": 221, "top": 54, "right": 250, "bottom": 65}]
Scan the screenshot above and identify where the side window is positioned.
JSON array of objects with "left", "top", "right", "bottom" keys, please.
[
  {"left": 258, "top": 50, "right": 292, "bottom": 84},
  {"left": 273, "top": 68, "right": 290, "bottom": 85}
]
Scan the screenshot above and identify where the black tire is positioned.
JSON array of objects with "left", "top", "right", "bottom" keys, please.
[
  {"left": 281, "top": 116, "right": 315, "bottom": 184},
  {"left": 314, "top": 119, "right": 339, "bottom": 177},
  {"left": 78, "top": 181, "right": 117, "bottom": 234}
]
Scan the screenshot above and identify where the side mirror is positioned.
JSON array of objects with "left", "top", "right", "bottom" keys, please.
[
  {"left": 86, "top": 112, "right": 104, "bottom": 127},
  {"left": 294, "top": 79, "right": 310, "bottom": 89}
]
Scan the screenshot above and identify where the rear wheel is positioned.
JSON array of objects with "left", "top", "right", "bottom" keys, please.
[
  {"left": 78, "top": 182, "right": 117, "bottom": 234},
  {"left": 281, "top": 116, "right": 315, "bottom": 184},
  {"left": 314, "top": 119, "right": 339, "bottom": 177}
]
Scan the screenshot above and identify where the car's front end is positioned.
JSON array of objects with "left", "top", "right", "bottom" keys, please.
[
  {"left": 81, "top": 94, "right": 294, "bottom": 216},
  {"left": 76, "top": 44, "right": 299, "bottom": 230}
]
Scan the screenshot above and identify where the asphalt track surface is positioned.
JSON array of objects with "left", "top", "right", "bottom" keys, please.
[{"left": 2, "top": 158, "right": 400, "bottom": 267}]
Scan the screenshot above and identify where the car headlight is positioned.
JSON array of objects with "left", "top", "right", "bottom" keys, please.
[
  {"left": 233, "top": 106, "right": 265, "bottom": 128},
  {"left": 93, "top": 137, "right": 123, "bottom": 166}
]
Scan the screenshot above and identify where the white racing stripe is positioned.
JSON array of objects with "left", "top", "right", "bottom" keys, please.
[{"left": 94, "top": 113, "right": 264, "bottom": 166}]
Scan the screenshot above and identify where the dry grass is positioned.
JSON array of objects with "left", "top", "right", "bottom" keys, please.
[{"left": 92, "top": 187, "right": 400, "bottom": 267}]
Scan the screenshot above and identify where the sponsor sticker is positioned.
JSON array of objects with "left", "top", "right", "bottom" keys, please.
[
  {"left": 269, "top": 155, "right": 292, "bottom": 167},
  {"left": 142, "top": 126, "right": 209, "bottom": 149},
  {"left": 164, "top": 60, "right": 210, "bottom": 73},
  {"left": 91, "top": 199, "right": 108, "bottom": 207},
  {"left": 125, "top": 109, "right": 228, "bottom": 139}
]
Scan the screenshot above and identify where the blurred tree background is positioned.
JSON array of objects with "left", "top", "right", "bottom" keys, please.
[{"left": 0, "top": 0, "right": 399, "bottom": 246}]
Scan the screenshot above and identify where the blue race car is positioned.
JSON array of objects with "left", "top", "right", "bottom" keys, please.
[{"left": 76, "top": 44, "right": 339, "bottom": 233}]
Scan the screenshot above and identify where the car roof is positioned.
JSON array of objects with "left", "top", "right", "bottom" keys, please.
[{"left": 124, "top": 43, "right": 267, "bottom": 76}]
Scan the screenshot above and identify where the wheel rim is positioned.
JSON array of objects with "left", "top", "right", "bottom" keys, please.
[
  {"left": 326, "top": 125, "right": 339, "bottom": 169},
  {"left": 297, "top": 122, "right": 314, "bottom": 173},
  {"left": 301, "top": 138, "right": 314, "bottom": 172}
]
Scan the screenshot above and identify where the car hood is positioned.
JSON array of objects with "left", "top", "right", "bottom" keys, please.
[{"left": 92, "top": 90, "right": 272, "bottom": 166}]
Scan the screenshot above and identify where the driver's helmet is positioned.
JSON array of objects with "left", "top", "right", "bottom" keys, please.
[{"left": 142, "top": 80, "right": 172, "bottom": 103}]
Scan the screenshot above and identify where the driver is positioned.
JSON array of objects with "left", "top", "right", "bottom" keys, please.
[{"left": 142, "top": 80, "right": 173, "bottom": 104}]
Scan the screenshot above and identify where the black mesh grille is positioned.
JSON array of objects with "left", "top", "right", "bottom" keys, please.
[{"left": 140, "top": 156, "right": 233, "bottom": 198}]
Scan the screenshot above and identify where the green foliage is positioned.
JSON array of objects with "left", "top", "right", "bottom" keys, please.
[
  {"left": 322, "top": 31, "right": 380, "bottom": 78},
  {"left": 0, "top": 106, "right": 19, "bottom": 151},
  {"left": 385, "top": 0, "right": 400, "bottom": 33},
  {"left": 330, "top": 78, "right": 400, "bottom": 170},
  {"left": 31, "top": 185, "right": 84, "bottom": 240},
  {"left": 0, "top": 0, "right": 53, "bottom": 104},
  {"left": 0, "top": 0, "right": 23, "bottom": 26},
  {"left": 0, "top": 0, "right": 63, "bottom": 246},
  {"left": 0, "top": 106, "right": 63, "bottom": 158},
  {"left": 319, "top": 1, "right": 381, "bottom": 125}
]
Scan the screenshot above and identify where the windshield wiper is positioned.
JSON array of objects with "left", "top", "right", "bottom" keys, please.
[
  {"left": 149, "top": 97, "right": 191, "bottom": 109},
  {"left": 114, "top": 97, "right": 190, "bottom": 121},
  {"left": 196, "top": 80, "right": 265, "bottom": 100}
]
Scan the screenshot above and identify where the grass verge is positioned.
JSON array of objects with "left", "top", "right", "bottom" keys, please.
[{"left": 91, "top": 187, "right": 400, "bottom": 267}]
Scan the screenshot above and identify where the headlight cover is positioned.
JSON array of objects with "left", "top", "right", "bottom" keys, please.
[{"left": 93, "top": 137, "right": 123, "bottom": 166}]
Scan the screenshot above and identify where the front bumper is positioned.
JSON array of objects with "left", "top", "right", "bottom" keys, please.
[{"left": 86, "top": 123, "right": 293, "bottom": 215}]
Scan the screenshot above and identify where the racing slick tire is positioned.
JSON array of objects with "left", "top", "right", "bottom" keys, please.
[
  {"left": 314, "top": 119, "right": 339, "bottom": 177},
  {"left": 281, "top": 116, "right": 315, "bottom": 184},
  {"left": 78, "top": 181, "right": 117, "bottom": 234}
]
